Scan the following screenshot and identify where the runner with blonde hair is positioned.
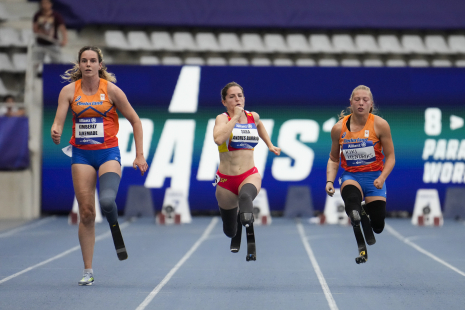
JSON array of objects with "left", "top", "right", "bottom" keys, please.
[{"left": 51, "top": 46, "right": 148, "bottom": 285}]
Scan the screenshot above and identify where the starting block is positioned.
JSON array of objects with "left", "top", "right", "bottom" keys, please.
[
  {"left": 252, "top": 188, "right": 272, "bottom": 225},
  {"left": 157, "top": 188, "right": 192, "bottom": 225},
  {"left": 320, "top": 188, "right": 349, "bottom": 225},
  {"left": 411, "top": 189, "right": 443, "bottom": 226},
  {"left": 68, "top": 190, "right": 103, "bottom": 225}
]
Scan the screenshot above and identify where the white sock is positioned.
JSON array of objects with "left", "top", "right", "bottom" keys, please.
[{"left": 84, "top": 269, "right": 93, "bottom": 274}]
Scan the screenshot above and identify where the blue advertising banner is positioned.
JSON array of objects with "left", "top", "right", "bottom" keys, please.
[{"left": 42, "top": 65, "right": 465, "bottom": 214}]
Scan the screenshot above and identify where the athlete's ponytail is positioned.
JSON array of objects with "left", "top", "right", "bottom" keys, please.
[{"left": 61, "top": 46, "right": 116, "bottom": 83}]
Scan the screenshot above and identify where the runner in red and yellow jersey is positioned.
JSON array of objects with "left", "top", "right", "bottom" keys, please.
[
  {"left": 213, "top": 82, "right": 280, "bottom": 258},
  {"left": 51, "top": 46, "right": 148, "bottom": 285},
  {"left": 326, "top": 85, "right": 395, "bottom": 235}
]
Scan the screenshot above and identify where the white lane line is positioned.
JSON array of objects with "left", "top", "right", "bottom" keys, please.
[
  {"left": 296, "top": 222, "right": 339, "bottom": 310},
  {"left": 386, "top": 224, "right": 465, "bottom": 277},
  {"left": 0, "top": 221, "right": 131, "bottom": 284},
  {"left": 136, "top": 217, "right": 218, "bottom": 310},
  {"left": 0, "top": 216, "right": 57, "bottom": 238}
]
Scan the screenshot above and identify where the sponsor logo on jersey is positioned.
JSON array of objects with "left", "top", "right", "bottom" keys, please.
[{"left": 75, "top": 96, "right": 81, "bottom": 102}]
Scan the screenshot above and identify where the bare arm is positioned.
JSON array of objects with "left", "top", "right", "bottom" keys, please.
[
  {"left": 108, "top": 82, "right": 148, "bottom": 175},
  {"left": 58, "top": 24, "right": 67, "bottom": 46},
  {"left": 374, "top": 117, "right": 395, "bottom": 189},
  {"left": 51, "top": 83, "right": 74, "bottom": 144},
  {"left": 252, "top": 112, "right": 280, "bottom": 155},
  {"left": 325, "top": 121, "right": 342, "bottom": 196},
  {"left": 213, "top": 107, "right": 242, "bottom": 145}
]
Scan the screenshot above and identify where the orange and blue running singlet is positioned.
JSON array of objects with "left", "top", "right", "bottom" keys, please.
[
  {"left": 339, "top": 113, "right": 384, "bottom": 172},
  {"left": 69, "top": 79, "right": 119, "bottom": 150},
  {"left": 218, "top": 110, "right": 259, "bottom": 153}
]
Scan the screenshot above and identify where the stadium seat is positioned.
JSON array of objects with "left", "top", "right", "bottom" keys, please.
[
  {"left": 0, "top": 53, "right": 15, "bottom": 71},
  {"left": 140, "top": 56, "right": 160, "bottom": 65},
  {"left": 273, "top": 58, "right": 293, "bottom": 66},
  {"left": 184, "top": 57, "right": 205, "bottom": 65},
  {"left": 425, "top": 35, "right": 451, "bottom": 54},
  {"left": 161, "top": 56, "right": 182, "bottom": 65},
  {"left": 455, "top": 59, "right": 465, "bottom": 67},
  {"left": 408, "top": 58, "right": 429, "bottom": 67},
  {"left": 286, "top": 34, "right": 312, "bottom": 53},
  {"left": 173, "top": 32, "right": 197, "bottom": 52},
  {"left": 206, "top": 57, "right": 227, "bottom": 66},
  {"left": 12, "top": 53, "right": 27, "bottom": 72},
  {"left": 218, "top": 33, "right": 243, "bottom": 52},
  {"left": 378, "top": 35, "right": 405, "bottom": 54},
  {"left": 264, "top": 34, "right": 288, "bottom": 53},
  {"left": 318, "top": 58, "right": 338, "bottom": 66},
  {"left": 229, "top": 57, "right": 249, "bottom": 66},
  {"left": 251, "top": 57, "right": 271, "bottom": 66},
  {"left": 0, "top": 28, "right": 22, "bottom": 47},
  {"left": 196, "top": 33, "right": 221, "bottom": 52},
  {"left": 151, "top": 31, "right": 177, "bottom": 51},
  {"left": 20, "top": 29, "right": 33, "bottom": 47},
  {"left": 104, "top": 30, "right": 130, "bottom": 50},
  {"left": 0, "top": 3, "right": 9, "bottom": 21},
  {"left": 295, "top": 58, "right": 316, "bottom": 66},
  {"left": 0, "top": 77, "right": 10, "bottom": 96},
  {"left": 448, "top": 35, "right": 465, "bottom": 53},
  {"left": 355, "top": 35, "right": 380, "bottom": 53},
  {"left": 241, "top": 33, "right": 267, "bottom": 53},
  {"left": 401, "top": 35, "right": 429, "bottom": 54},
  {"left": 386, "top": 58, "right": 407, "bottom": 67},
  {"left": 363, "top": 58, "right": 384, "bottom": 67},
  {"left": 333, "top": 34, "right": 358, "bottom": 53},
  {"left": 431, "top": 59, "right": 452, "bottom": 67},
  {"left": 127, "top": 31, "right": 153, "bottom": 51},
  {"left": 341, "top": 58, "right": 361, "bottom": 66},
  {"left": 310, "top": 34, "right": 334, "bottom": 53}
]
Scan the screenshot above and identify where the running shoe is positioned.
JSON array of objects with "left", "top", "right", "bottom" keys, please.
[{"left": 78, "top": 272, "right": 94, "bottom": 286}]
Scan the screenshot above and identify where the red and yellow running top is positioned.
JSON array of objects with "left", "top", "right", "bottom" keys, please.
[
  {"left": 339, "top": 113, "right": 384, "bottom": 172},
  {"left": 69, "top": 79, "right": 119, "bottom": 150}
]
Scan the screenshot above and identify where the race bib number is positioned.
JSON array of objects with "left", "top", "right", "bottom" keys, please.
[
  {"left": 75, "top": 117, "right": 104, "bottom": 144},
  {"left": 230, "top": 123, "right": 259, "bottom": 149},
  {"left": 342, "top": 141, "right": 376, "bottom": 166}
]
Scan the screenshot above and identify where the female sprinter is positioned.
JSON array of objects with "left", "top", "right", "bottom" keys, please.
[
  {"left": 51, "top": 46, "right": 148, "bottom": 285},
  {"left": 326, "top": 85, "right": 395, "bottom": 260},
  {"left": 213, "top": 82, "right": 280, "bottom": 260}
]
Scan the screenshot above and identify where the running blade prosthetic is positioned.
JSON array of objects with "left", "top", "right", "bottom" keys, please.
[
  {"left": 245, "top": 223, "right": 256, "bottom": 261},
  {"left": 110, "top": 222, "right": 128, "bottom": 261}
]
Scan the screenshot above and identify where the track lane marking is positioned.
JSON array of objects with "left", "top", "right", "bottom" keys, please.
[
  {"left": 0, "top": 216, "right": 57, "bottom": 238},
  {"left": 0, "top": 221, "right": 131, "bottom": 284},
  {"left": 297, "top": 221, "right": 339, "bottom": 310},
  {"left": 135, "top": 217, "right": 218, "bottom": 310},
  {"left": 386, "top": 224, "right": 465, "bottom": 277}
]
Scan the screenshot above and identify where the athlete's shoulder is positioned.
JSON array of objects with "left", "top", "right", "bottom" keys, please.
[
  {"left": 249, "top": 111, "right": 259, "bottom": 121},
  {"left": 60, "top": 82, "right": 75, "bottom": 98},
  {"left": 330, "top": 119, "right": 343, "bottom": 139},
  {"left": 373, "top": 114, "right": 389, "bottom": 126},
  {"left": 215, "top": 113, "right": 228, "bottom": 121}
]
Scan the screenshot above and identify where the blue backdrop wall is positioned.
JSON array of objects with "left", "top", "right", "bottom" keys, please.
[{"left": 42, "top": 65, "right": 465, "bottom": 214}]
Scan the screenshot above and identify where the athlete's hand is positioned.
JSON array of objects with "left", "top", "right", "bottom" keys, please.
[
  {"left": 51, "top": 129, "right": 61, "bottom": 145},
  {"left": 373, "top": 177, "right": 385, "bottom": 189},
  {"left": 133, "top": 155, "right": 149, "bottom": 176},
  {"left": 269, "top": 145, "right": 281, "bottom": 156},
  {"left": 233, "top": 106, "right": 243, "bottom": 120},
  {"left": 325, "top": 182, "right": 335, "bottom": 197}
]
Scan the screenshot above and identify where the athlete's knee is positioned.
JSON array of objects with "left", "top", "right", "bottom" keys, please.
[
  {"left": 79, "top": 205, "right": 96, "bottom": 226},
  {"left": 219, "top": 207, "right": 238, "bottom": 238},
  {"left": 238, "top": 184, "right": 258, "bottom": 226},
  {"left": 238, "top": 184, "right": 258, "bottom": 208},
  {"left": 366, "top": 200, "right": 386, "bottom": 234},
  {"left": 99, "top": 196, "right": 115, "bottom": 212},
  {"left": 341, "top": 185, "right": 363, "bottom": 225}
]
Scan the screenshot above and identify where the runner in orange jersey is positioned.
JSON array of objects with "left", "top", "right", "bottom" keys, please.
[{"left": 51, "top": 46, "right": 148, "bottom": 285}]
